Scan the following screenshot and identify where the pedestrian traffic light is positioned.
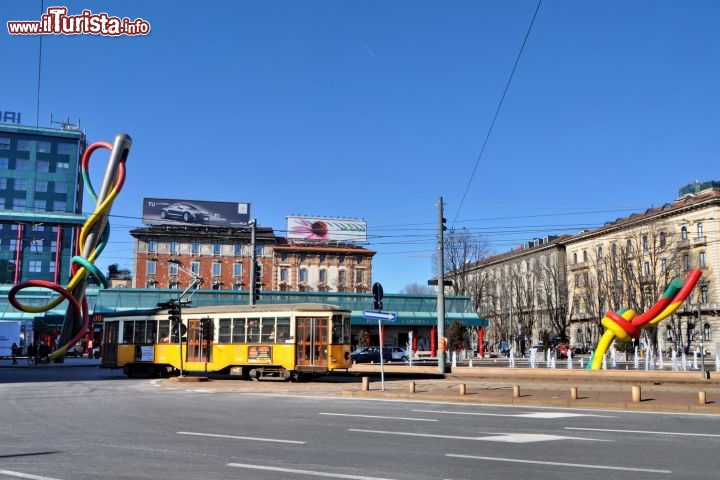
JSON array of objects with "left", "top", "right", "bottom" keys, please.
[
  {"left": 253, "top": 262, "right": 262, "bottom": 301},
  {"left": 441, "top": 216, "right": 447, "bottom": 231},
  {"left": 168, "top": 302, "right": 181, "bottom": 323}
]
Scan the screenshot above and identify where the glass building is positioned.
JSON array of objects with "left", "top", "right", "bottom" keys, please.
[{"left": 0, "top": 123, "right": 87, "bottom": 285}]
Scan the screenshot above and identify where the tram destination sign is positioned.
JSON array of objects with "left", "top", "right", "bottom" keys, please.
[{"left": 362, "top": 310, "right": 397, "bottom": 322}]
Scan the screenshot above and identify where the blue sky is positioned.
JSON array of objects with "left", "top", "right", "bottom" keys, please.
[{"left": 3, "top": 1, "right": 719, "bottom": 293}]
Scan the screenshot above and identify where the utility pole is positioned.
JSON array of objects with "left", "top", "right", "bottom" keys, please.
[
  {"left": 249, "top": 219, "right": 257, "bottom": 305},
  {"left": 437, "top": 196, "right": 447, "bottom": 374}
]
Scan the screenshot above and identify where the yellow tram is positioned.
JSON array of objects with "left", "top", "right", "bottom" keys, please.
[{"left": 100, "top": 303, "right": 353, "bottom": 380}]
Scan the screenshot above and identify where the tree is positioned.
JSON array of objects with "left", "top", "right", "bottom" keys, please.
[
  {"left": 108, "top": 263, "right": 120, "bottom": 277},
  {"left": 446, "top": 320, "right": 469, "bottom": 353},
  {"left": 108, "top": 263, "right": 132, "bottom": 278},
  {"left": 355, "top": 329, "right": 370, "bottom": 348},
  {"left": 400, "top": 283, "right": 434, "bottom": 295},
  {"left": 536, "top": 259, "right": 568, "bottom": 347},
  {"left": 442, "top": 228, "right": 491, "bottom": 297}
]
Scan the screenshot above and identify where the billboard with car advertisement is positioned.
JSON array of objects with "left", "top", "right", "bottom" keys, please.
[
  {"left": 142, "top": 198, "right": 251, "bottom": 227},
  {"left": 286, "top": 216, "right": 367, "bottom": 243}
]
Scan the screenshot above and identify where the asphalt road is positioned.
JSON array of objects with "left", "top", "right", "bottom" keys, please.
[{"left": 1, "top": 366, "right": 719, "bottom": 480}]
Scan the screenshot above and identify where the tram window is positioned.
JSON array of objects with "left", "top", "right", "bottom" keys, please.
[
  {"left": 332, "top": 315, "right": 349, "bottom": 344},
  {"left": 261, "top": 318, "right": 275, "bottom": 343},
  {"left": 158, "top": 320, "right": 170, "bottom": 343},
  {"left": 232, "top": 318, "right": 246, "bottom": 343},
  {"left": 123, "top": 322, "right": 134, "bottom": 343},
  {"left": 146, "top": 320, "right": 157, "bottom": 343},
  {"left": 219, "top": 318, "right": 231, "bottom": 343},
  {"left": 134, "top": 321, "right": 146, "bottom": 344},
  {"left": 247, "top": 318, "right": 262, "bottom": 343},
  {"left": 276, "top": 317, "right": 290, "bottom": 342}
]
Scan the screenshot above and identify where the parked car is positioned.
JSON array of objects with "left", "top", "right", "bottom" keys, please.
[
  {"left": 388, "top": 347, "right": 409, "bottom": 362},
  {"left": 350, "top": 347, "right": 392, "bottom": 364},
  {"left": 159, "top": 203, "right": 209, "bottom": 223}
]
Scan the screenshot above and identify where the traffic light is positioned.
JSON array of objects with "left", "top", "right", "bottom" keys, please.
[
  {"left": 168, "top": 302, "right": 181, "bottom": 323},
  {"left": 441, "top": 216, "right": 447, "bottom": 231},
  {"left": 253, "top": 261, "right": 262, "bottom": 301},
  {"left": 372, "top": 282, "right": 383, "bottom": 311}
]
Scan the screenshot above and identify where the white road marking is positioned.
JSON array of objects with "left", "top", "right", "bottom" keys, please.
[
  {"left": 413, "top": 409, "right": 613, "bottom": 418},
  {"left": 565, "top": 427, "right": 720, "bottom": 438},
  {"left": 473, "top": 433, "right": 600, "bottom": 443},
  {"left": 319, "top": 412, "right": 437, "bottom": 422},
  {"left": 0, "top": 469, "right": 63, "bottom": 480},
  {"left": 227, "top": 463, "right": 398, "bottom": 479},
  {"left": 349, "top": 428, "right": 480, "bottom": 441},
  {"left": 446, "top": 454, "right": 672, "bottom": 474},
  {"left": 348, "top": 428, "right": 602, "bottom": 443},
  {"left": 177, "top": 431, "right": 305, "bottom": 444},
  {"left": 514, "top": 412, "right": 605, "bottom": 418}
]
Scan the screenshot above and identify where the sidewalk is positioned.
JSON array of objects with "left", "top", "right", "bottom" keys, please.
[
  {"left": 0, "top": 356, "right": 101, "bottom": 367},
  {"left": 342, "top": 365, "right": 720, "bottom": 413}
]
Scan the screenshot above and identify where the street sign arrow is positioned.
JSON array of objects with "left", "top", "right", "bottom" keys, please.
[{"left": 362, "top": 310, "right": 397, "bottom": 322}]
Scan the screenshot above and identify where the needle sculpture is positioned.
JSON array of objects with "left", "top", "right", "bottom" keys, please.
[{"left": 8, "top": 134, "right": 131, "bottom": 363}]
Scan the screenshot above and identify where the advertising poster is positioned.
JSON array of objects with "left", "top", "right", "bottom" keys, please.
[
  {"left": 287, "top": 216, "right": 367, "bottom": 243},
  {"left": 142, "top": 197, "right": 251, "bottom": 227}
]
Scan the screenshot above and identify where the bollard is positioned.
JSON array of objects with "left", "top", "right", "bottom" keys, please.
[
  {"left": 699, "top": 391, "right": 707, "bottom": 405},
  {"left": 362, "top": 376, "right": 370, "bottom": 391},
  {"left": 631, "top": 385, "right": 641, "bottom": 403},
  {"left": 459, "top": 383, "right": 466, "bottom": 396},
  {"left": 513, "top": 385, "right": 520, "bottom": 398},
  {"left": 409, "top": 381, "right": 415, "bottom": 394},
  {"left": 570, "top": 386, "right": 578, "bottom": 400}
]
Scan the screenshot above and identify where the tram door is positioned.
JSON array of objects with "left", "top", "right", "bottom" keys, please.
[
  {"left": 296, "top": 316, "right": 328, "bottom": 368},
  {"left": 186, "top": 318, "right": 212, "bottom": 363},
  {"left": 102, "top": 320, "right": 119, "bottom": 364}
]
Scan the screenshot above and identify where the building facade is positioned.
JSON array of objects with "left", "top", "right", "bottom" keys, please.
[
  {"left": 563, "top": 185, "right": 719, "bottom": 354},
  {"left": 466, "top": 182, "right": 720, "bottom": 356},
  {"left": 272, "top": 239, "right": 375, "bottom": 293},
  {"left": 130, "top": 225, "right": 277, "bottom": 291},
  {"left": 467, "top": 235, "right": 569, "bottom": 352},
  {"left": 0, "top": 124, "right": 87, "bottom": 285},
  {"left": 130, "top": 226, "right": 376, "bottom": 295}
]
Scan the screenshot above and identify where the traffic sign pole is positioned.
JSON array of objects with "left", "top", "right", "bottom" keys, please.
[
  {"left": 371, "top": 282, "right": 386, "bottom": 390},
  {"left": 378, "top": 319, "right": 384, "bottom": 390}
]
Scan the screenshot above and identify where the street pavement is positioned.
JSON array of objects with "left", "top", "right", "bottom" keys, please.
[{"left": 2, "top": 356, "right": 719, "bottom": 414}]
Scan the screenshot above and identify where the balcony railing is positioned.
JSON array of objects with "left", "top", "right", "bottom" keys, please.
[{"left": 692, "top": 236, "right": 707, "bottom": 246}]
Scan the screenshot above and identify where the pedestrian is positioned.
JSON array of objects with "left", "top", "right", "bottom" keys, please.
[{"left": 11, "top": 342, "right": 18, "bottom": 364}]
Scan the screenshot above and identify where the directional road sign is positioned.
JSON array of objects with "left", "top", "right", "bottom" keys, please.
[{"left": 362, "top": 310, "right": 397, "bottom": 322}]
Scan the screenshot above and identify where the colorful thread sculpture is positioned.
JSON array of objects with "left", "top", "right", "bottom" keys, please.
[
  {"left": 8, "top": 134, "right": 131, "bottom": 362},
  {"left": 589, "top": 268, "right": 702, "bottom": 370}
]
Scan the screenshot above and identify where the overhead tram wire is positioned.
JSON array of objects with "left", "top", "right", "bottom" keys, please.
[{"left": 452, "top": 0, "right": 543, "bottom": 227}]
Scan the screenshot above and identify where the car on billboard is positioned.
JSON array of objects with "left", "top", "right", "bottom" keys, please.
[{"left": 159, "top": 203, "right": 209, "bottom": 223}]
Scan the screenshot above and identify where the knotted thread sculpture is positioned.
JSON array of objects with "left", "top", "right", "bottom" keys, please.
[{"left": 589, "top": 268, "right": 702, "bottom": 370}]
